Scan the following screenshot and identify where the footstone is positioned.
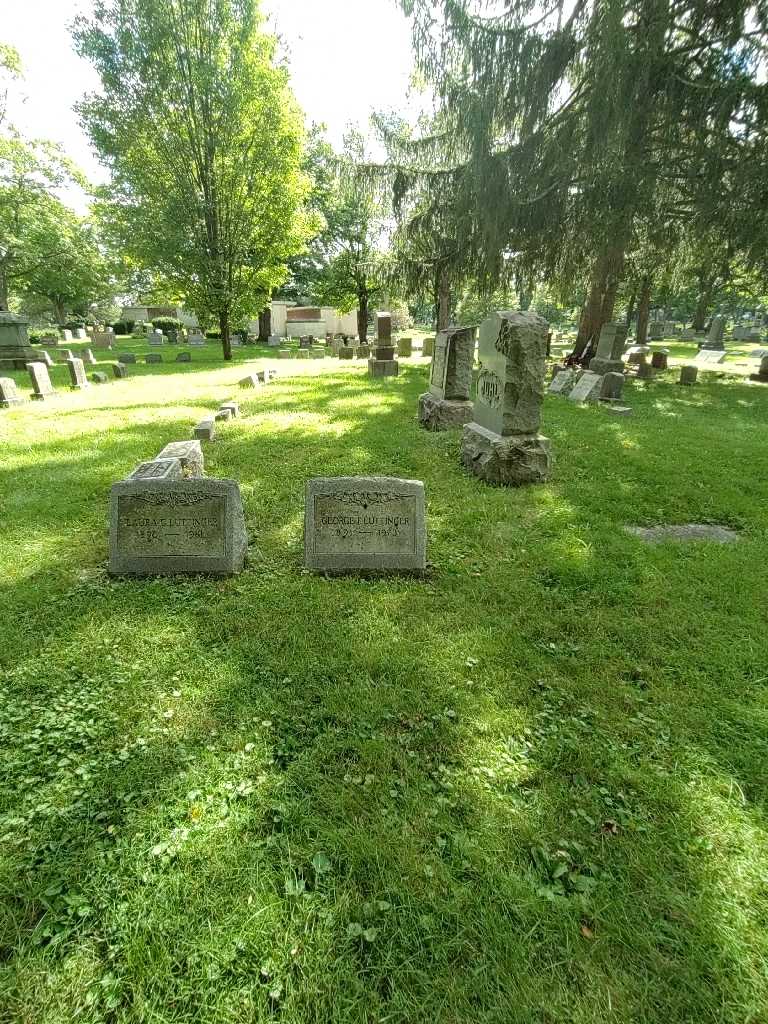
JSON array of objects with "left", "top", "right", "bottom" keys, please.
[
  {"left": 624, "top": 523, "right": 738, "bottom": 544},
  {"left": 193, "top": 419, "right": 215, "bottom": 440},
  {"left": 304, "top": 476, "right": 426, "bottom": 574},
  {"left": 66, "top": 357, "right": 90, "bottom": 390},
  {"left": 239, "top": 374, "right": 260, "bottom": 388},
  {"left": 176, "top": 352, "right": 191, "bottom": 362},
  {"left": 568, "top": 370, "right": 603, "bottom": 403},
  {"left": 600, "top": 371, "right": 625, "bottom": 402},
  {"left": 113, "top": 362, "right": 128, "bottom": 379},
  {"left": 679, "top": 365, "right": 698, "bottom": 385},
  {"left": 0, "top": 377, "right": 23, "bottom": 407},
  {"left": 548, "top": 369, "right": 576, "bottom": 395},
  {"left": 109, "top": 477, "right": 247, "bottom": 576},
  {"left": 189, "top": 338, "right": 206, "bottom": 347},
  {"left": 27, "top": 361, "right": 55, "bottom": 400},
  {"left": 92, "top": 371, "right": 108, "bottom": 383},
  {"left": 604, "top": 404, "right": 632, "bottom": 416},
  {"left": 127, "top": 458, "right": 182, "bottom": 481},
  {"left": 422, "top": 337, "right": 435, "bottom": 358},
  {"left": 462, "top": 310, "right": 551, "bottom": 486},
  {"left": 461, "top": 422, "right": 551, "bottom": 486},
  {"left": 145, "top": 353, "right": 163, "bottom": 364},
  {"left": 397, "top": 337, "right": 413, "bottom": 357},
  {"left": 651, "top": 350, "right": 669, "bottom": 370},
  {"left": 589, "top": 322, "right": 627, "bottom": 374},
  {"left": 368, "top": 358, "right": 399, "bottom": 378},
  {"left": 118, "top": 353, "right": 136, "bottom": 364},
  {"left": 156, "top": 440, "right": 204, "bottom": 477},
  {"left": 83, "top": 348, "right": 96, "bottom": 365},
  {"left": 338, "top": 346, "right": 354, "bottom": 359}
]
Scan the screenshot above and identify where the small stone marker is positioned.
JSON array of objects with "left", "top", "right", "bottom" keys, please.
[
  {"left": 92, "top": 371, "right": 108, "bottom": 383},
  {"left": 66, "top": 357, "right": 90, "bottom": 390},
  {"left": 357, "top": 344, "right": 371, "bottom": 359},
  {"left": 189, "top": 338, "right": 205, "bottom": 347},
  {"left": 651, "top": 350, "right": 669, "bottom": 370},
  {"left": 113, "top": 362, "right": 128, "bottom": 379},
  {"left": 304, "top": 476, "right": 426, "bottom": 574},
  {"left": 27, "top": 361, "right": 56, "bottom": 400},
  {"left": 605, "top": 404, "right": 632, "bottom": 416},
  {"left": 215, "top": 408, "right": 233, "bottom": 421},
  {"left": 239, "top": 374, "right": 260, "bottom": 388},
  {"left": 462, "top": 310, "right": 551, "bottom": 486},
  {"left": 418, "top": 325, "right": 475, "bottom": 431},
  {"left": 57, "top": 349, "right": 74, "bottom": 362},
  {"left": 109, "top": 477, "right": 247, "bottom": 576},
  {"left": 568, "top": 370, "right": 603, "bottom": 403},
  {"left": 600, "top": 372, "right": 625, "bottom": 402},
  {"left": 626, "top": 346, "right": 650, "bottom": 365},
  {"left": 176, "top": 351, "right": 191, "bottom": 362},
  {"left": 83, "top": 348, "right": 96, "bottom": 365},
  {"left": 397, "top": 337, "right": 413, "bottom": 357},
  {"left": 636, "top": 361, "right": 655, "bottom": 380},
  {"left": 624, "top": 523, "right": 738, "bottom": 544},
  {"left": 156, "top": 440, "right": 204, "bottom": 477},
  {"left": 74, "top": 328, "right": 87, "bottom": 340},
  {"left": 61, "top": 328, "right": 73, "bottom": 341},
  {"left": 92, "top": 331, "right": 114, "bottom": 349},
  {"left": 694, "top": 349, "right": 726, "bottom": 367},
  {"left": 127, "top": 458, "right": 182, "bottom": 481},
  {"left": 267, "top": 335, "right": 282, "bottom": 347},
  {"left": 338, "top": 346, "right": 354, "bottom": 359},
  {"left": 149, "top": 336, "right": 165, "bottom": 347},
  {"left": 422, "top": 336, "right": 435, "bottom": 358},
  {"left": 145, "top": 353, "right": 163, "bottom": 364},
  {"left": 219, "top": 401, "right": 239, "bottom": 417},
  {"left": 681, "top": 328, "right": 695, "bottom": 340},
  {"left": 589, "top": 322, "right": 627, "bottom": 374},
  {"left": 679, "top": 365, "right": 698, "bottom": 385},
  {"left": 31, "top": 350, "right": 54, "bottom": 367},
  {"left": 0, "top": 377, "right": 23, "bottom": 407},
  {"left": 118, "top": 353, "right": 137, "bottom": 364},
  {"left": 548, "top": 369, "right": 576, "bottom": 395},
  {"left": 193, "top": 418, "right": 215, "bottom": 441}
]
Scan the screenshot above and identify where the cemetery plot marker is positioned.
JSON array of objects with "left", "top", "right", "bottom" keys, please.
[{"left": 304, "top": 476, "right": 426, "bottom": 574}]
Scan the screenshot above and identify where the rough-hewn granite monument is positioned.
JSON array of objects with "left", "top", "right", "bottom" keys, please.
[
  {"left": 589, "top": 322, "right": 627, "bottom": 375},
  {"left": 461, "top": 311, "right": 551, "bottom": 486},
  {"left": 368, "top": 313, "right": 399, "bottom": 378},
  {"left": 304, "top": 476, "right": 426, "bottom": 573},
  {"left": 418, "top": 326, "right": 475, "bottom": 431}
]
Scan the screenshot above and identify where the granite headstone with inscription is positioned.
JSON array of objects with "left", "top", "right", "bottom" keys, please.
[
  {"left": 0, "top": 377, "right": 23, "bottom": 407},
  {"left": 568, "top": 370, "right": 603, "bottom": 403},
  {"left": 156, "top": 439, "right": 204, "bottom": 477},
  {"left": 304, "top": 476, "right": 426, "bottom": 574},
  {"left": 66, "top": 356, "right": 90, "bottom": 390},
  {"left": 109, "top": 477, "right": 247, "bottom": 575},
  {"left": 589, "top": 322, "right": 627, "bottom": 375},
  {"left": 461, "top": 311, "right": 551, "bottom": 485},
  {"left": 28, "top": 361, "right": 56, "bottom": 400},
  {"left": 418, "top": 326, "right": 475, "bottom": 431}
]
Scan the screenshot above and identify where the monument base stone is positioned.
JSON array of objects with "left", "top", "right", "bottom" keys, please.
[
  {"left": 589, "top": 357, "right": 624, "bottom": 375},
  {"left": 368, "top": 358, "right": 399, "bottom": 378},
  {"left": 461, "top": 422, "right": 551, "bottom": 487},
  {"left": 418, "top": 393, "right": 473, "bottom": 431}
]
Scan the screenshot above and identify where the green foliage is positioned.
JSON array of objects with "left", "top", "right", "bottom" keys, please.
[{"left": 73, "top": 0, "right": 314, "bottom": 357}]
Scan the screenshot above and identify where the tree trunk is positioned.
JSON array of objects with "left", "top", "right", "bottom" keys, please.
[
  {"left": 625, "top": 288, "right": 637, "bottom": 331},
  {"left": 0, "top": 266, "right": 9, "bottom": 312},
  {"left": 693, "top": 276, "right": 712, "bottom": 331},
  {"left": 258, "top": 306, "right": 271, "bottom": 343},
  {"left": 357, "top": 289, "right": 368, "bottom": 342},
  {"left": 573, "top": 261, "right": 606, "bottom": 361},
  {"left": 636, "top": 274, "right": 652, "bottom": 345},
  {"left": 54, "top": 299, "right": 67, "bottom": 326},
  {"left": 219, "top": 308, "right": 232, "bottom": 361},
  {"left": 436, "top": 265, "right": 450, "bottom": 331}
]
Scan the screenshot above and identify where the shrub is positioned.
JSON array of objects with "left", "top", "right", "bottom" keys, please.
[{"left": 110, "top": 320, "right": 135, "bottom": 336}]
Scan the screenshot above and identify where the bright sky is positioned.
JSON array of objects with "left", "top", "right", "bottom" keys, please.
[{"left": 3, "top": 0, "right": 421, "bottom": 212}]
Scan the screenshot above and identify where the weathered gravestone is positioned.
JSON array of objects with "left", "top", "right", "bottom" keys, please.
[
  {"left": 636, "top": 360, "right": 655, "bottom": 379},
  {"left": 82, "top": 348, "right": 96, "bottom": 365},
  {"left": 648, "top": 321, "right": 665, "bottom": 340},
  {"left": 189, "top": 336, "right": 206, "bottom": 347},
  {"left": 749, "top": 355, "right": 768, "bottom": 383},
  {"left": 679, "top": 365, "right": 698, "bottom": 385},
  {"left": 127, "top": 458, "right": 183, "bottom": 482},
  {"left": 626, "top": 345, "right": 650, "bottom": 365},
  {"left": 267, "top": 335, "right": 282, "bottom": 347},
  {"left": 109, "top": 477, "right": 247, "bottom": 576},
  {"left": 57, "top": 348, "right": 74, "bottom": 362},
  {"left": 60, "top": 329, "right": 73, "bottom": 342},
  {"left": 568, "top": 370, "right": 603, "bottom": 403},
  {"left": 694, "top": 349, "right": 726, "bottom": 368},
  {"left": 118, "top": 352, "right": 137, "bottom": 364},
  {"left": 66, "top": 357, "right": 90, "bottom": 390},
  {"left": 220, "top": 401, "right": 239, "bottom": 418},
  {"left": 112, "top": 362, "right": 128, "bottom": 379},
  {"left": 239, "top": 374, "right": 260, "bottom": 388},
  {"left": 28, "top": 361, "right": 56, "bottom": 400},
  {"left": 397, "top": 337, "right": 413, "bottom": 357},
  {"left": 304, "top": 476, "right": 426, "bottom": 574},
  {"left": 193, "top": 418, "right": 215, "bottom": 441},
  {"left": 0, "top": 377, "right": 23, "bottom": 407},
  {"left": 357, "top": 344, "right": 371, "bottom": 358},
  {"left": 681, "top": 328, "right": 695, "bottom": 340},
  {"left": 422, "top": 336, "right": 435, "bottom": 358},
  {"left": 600, "top": 372, "right": 625, "bottom": 402},
  {"left": 461, "top": 310, "right": 551, "bottom": 486},
  {"left": 418, "top": 326, "right": 475, "bottom": 431},
  {"left": 92, "top": 371, "right": 108, "bottom": 383},
  {"left": 589, "top": 322, "right": 627, "bottom": 375},
  {"left": 92, "top": 331, "right": 114, "bottom": 350},
  {"left": 338, "top": 346, "right": 354, "bottom": 359},
  {"left": 702, "top": 315, "right": 725, "bottom": 350},
  {"left": 0, "top": 312, "right": 37, "bottom": 369},
  {"left": 368, "top": 313, "right": 398, "bottom": 378},
  {"left": 548, "top": 369, "right": 576, "bottom": 395},
  {"left": 651, "top": 350, "right": 669, "bottom": 370},
  {"left": 74, "top": 328, "right": 87, "bottom": 340},
  {"left": 145, "top": 353, "right": 163, "bottom": 364},
  {"left": 149, "top": 335, "right": 166, "bottom": 347},
  {"left": 278, "top": 349, "right": 291, "bottom": 359},
  {"left": 176, "top": 351, "right": 191, "bottom": 362},
  {"left": 31, "top": 350, "right": 54, "bottom": 367},
  {"left": 156, "top": 439, "right": 204, "bottom": 477}
]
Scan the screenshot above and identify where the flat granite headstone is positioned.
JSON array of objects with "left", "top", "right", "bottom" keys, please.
[
  {"left": 66, "top": 357, "right": 90, "bottom": 390},
  {"left": 694, "top": 349, "right": 725, "bottom": 368},
  {"left": 304, "top": 476, "right": 426, "bottom": 574},
  {"left": 462, "top": 310, "right": 551, "bottom": 486},
  {"left": 83, "top": 348, "right": 97, "bottom": 365},
  {"left": 28, "top": 361, "right": 56, "bottom": 400},
  {"left": 113, "top": 362, "right": 128, "bottom": 379},
  {"left": 0, "top": 377, "right": 23, "bottom": 407},
  {"left": 145, "top": 353, "right": 163, "bottom": 364},
  {"left": 156, "top": 439, "right": 204, "bottom": 477},
  {"left": 127, "top": 458, "right": 183, "bottom": 481},
  {"left": 109, "top": 477, "right": 247, "bottom": 576},
  {"left": 568, "top": 370, "right": 603, "bottom": 403},
  {"left": 418, "top": 325, "right": 475, "bottom": 430},
  {"left": 118, "top": 353, "right": 137, "bottom": 364},
  {"left": 548, "top": 369, "right": 576, "bottom": 395}
]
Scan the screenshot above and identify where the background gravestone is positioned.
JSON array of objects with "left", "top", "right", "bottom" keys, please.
[
  {"left": 109, "top": 477, "right": 247, "bottom": 576},
  {"left": 304, "top": 476, "right": 426, "bottom": 574},
  {"left": 368, "top": 313, "right": 398, "bottom": 378},
  {"left": 28, "top": 361, "right": 56, "bottom": 400},
  {"left": 461, "top": 311, "right": 551, "bottom": 486},
  {"left": 418, "top": 326, "right": 476, "bottom": 431},
  {"left": 702, "top": 315, "right": 725, "bottom": 350},
  {"left": 113, "top": 362, "right": 128, "bottom": 378},
  {"left": 66, "top": 357, "right": 90, "bottom": 390},
  {"left": 422, "top": 337, "right": 435, "bottom": 358},
  {"left": 589, "top": 322, "right": 627, "bottom": 374},
  {"left": 0, "top": 377, "right": 23, "bottom": 407},
  {"left": 0, "top": 311, "right": 37, "bottom": 370},
  {"left": 156, "top": 440, "right": 204, "bottom": 477},
  {"left": 568, "top": 370, "right": 603, "bottom": 403}
]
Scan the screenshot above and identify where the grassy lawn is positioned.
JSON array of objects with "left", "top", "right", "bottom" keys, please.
[{"left": 1, "top": 345, "right": 767, "bottom": 1023}]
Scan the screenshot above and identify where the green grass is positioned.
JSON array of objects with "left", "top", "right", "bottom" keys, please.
[{"left": 1, "top": 349, "right": 768, "bottom": 1023}]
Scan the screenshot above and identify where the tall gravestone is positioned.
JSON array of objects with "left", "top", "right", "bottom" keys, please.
[
  {"left": 28, "top": 361, "right": 56, "bottom": 400},
  {"left": 0, "top": 312, "right": 37, "bottom": 369},
  {"left": 66, "top": 357, "right": 90, "bottom": 390},
  {"left": 589, "top": 322, "right": 627, "bottom": 374},
  {"left": 461, "top": 311, "right": 551, "bottom": 486},
  {"left": 304, "top": 476, "right": 426, "bottom": 574},
  {"left": 703, "top": 315, "right": 725, "bottom": 350},
  {"left": 368, "top": 313, "right": 399, "bottom": 378},
  {"left": 418, "top": 326, "right": 475, "bottom": 431},
  {"left": 109, "top": 478, "right": 247, "bottom": 576}
]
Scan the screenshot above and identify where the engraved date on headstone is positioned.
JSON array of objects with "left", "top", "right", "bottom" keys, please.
[{"left": 117, "top": 493, "right": 225, "bottom": 557}]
